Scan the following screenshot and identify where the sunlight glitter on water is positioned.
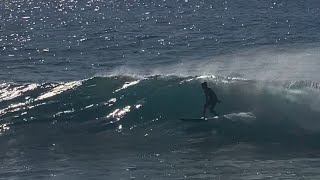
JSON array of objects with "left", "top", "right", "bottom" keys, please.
[
  {"left": 114, "top": 80, "right": 140, "bottom": 93},
  {"left": 107, "top": 105, "right": 131, "bottom": 121}
]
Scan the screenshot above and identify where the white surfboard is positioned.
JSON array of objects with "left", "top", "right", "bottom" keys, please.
[{"left": 180, "top": 116, "right": 219, "bottom": 122}]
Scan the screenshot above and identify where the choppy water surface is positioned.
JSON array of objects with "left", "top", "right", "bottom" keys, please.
[{"left": 1, "top": 0, "right": 320, "bottom": 179}]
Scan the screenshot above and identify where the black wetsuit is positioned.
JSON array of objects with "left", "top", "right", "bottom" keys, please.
[
  {"left": 205, "top": 88, "right": 218, "bottom": 106},
  {"left": 204, "top": 88, "right": 219, "bottom": 116}
]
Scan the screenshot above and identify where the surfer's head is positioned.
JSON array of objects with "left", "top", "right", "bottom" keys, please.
[{"left": 201, "top": 82, "right": 208, "bottom": 89}]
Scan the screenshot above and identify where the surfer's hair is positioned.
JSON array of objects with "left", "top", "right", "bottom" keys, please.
[{"left": 201, "top": 82, "right": 207, "bottom": 87}]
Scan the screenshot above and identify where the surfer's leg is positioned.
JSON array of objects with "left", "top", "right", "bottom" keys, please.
[
  {"left": 203, "top": 103, "right": 209, "bottom": 117},
  {"left": 210, "top": 103, "right": 219, "bottom": 116},
  {"left": 211, "top": 110, "right": 219, "bottom": 116}
]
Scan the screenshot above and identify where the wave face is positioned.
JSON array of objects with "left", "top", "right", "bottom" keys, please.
[{"left": 1, "top": 75, "right": 320, "bottom": 145}]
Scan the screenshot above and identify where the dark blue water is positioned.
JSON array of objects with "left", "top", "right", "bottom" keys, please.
[
  {"left": 1, "top": 0, "right": 320, "bottom": 179},
  {"left": 1, "top": 0, "right": 320, "bottom": 82}
]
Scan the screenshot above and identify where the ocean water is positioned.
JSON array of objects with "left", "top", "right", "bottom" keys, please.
[{"left": 1, "top": 0, "right": 320, "bottom": 179}]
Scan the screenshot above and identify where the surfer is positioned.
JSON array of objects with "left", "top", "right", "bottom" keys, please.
[{"left": 202, "top": 82, "right": 221, "bottom": 117}]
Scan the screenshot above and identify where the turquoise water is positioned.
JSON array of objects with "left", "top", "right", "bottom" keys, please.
[{"left": 1, "top": 75, "right": 320, "bottom": 179}]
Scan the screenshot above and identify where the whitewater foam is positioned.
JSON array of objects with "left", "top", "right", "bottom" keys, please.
[{"left": 104, "top": 46, "right": 320, "bottom": 82}]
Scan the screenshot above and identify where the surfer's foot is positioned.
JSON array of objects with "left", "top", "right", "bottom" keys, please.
[{"left": 201, "top": 116, "right": 208, "bottom": 120}]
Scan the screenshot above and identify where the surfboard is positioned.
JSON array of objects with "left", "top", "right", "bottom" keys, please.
[
  {"left": 180, "top": 116, "right": 219, "bottom": 122},
  {"left": 180, "top": 112, "right": 256, "bottom": 123}
]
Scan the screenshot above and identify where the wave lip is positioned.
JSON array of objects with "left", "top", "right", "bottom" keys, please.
[
  {"left": 0, "top": 83, "right": 39, "bottom": 102},
  {"left": 0, "top": 81, "right": 82, "bottom": 118}
]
